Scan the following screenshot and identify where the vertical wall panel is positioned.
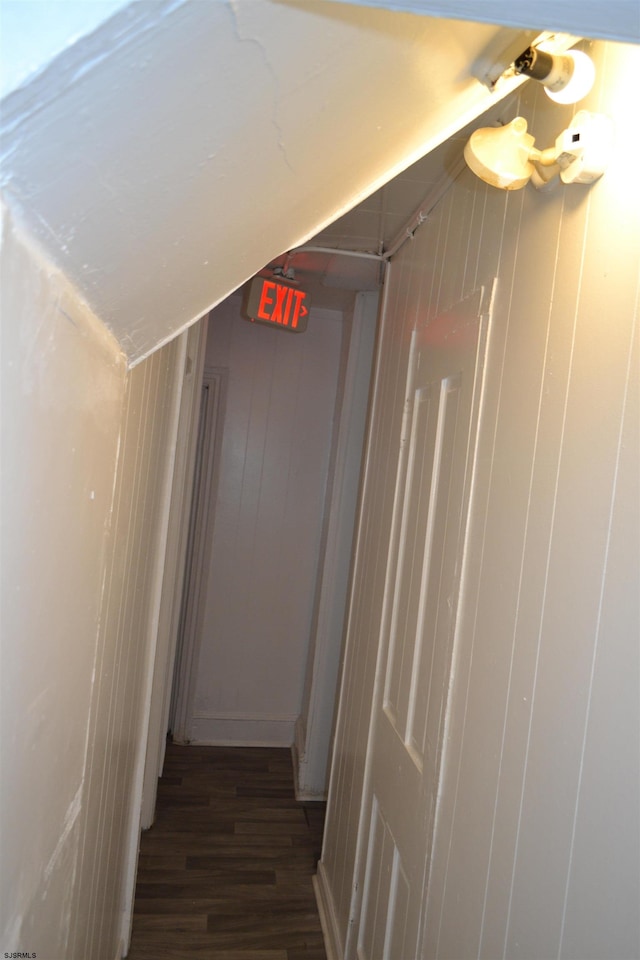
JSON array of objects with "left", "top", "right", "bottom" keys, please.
[
  {"left": 559, "top": 313, "right": 639, "bottom": 959},
  {"left": 427, "top": 43, "right": 640, "bottom": 960},
  {"left": 1, "top": 212, "right": 127, "bottom": 960},
  {"left": 320, "top": 39, "right": 640, "bottom": 960},
  {"left": 0, "top": 211, "right": 184, "bottom": 959},
  {"left": 70, "top": 335, "right": 183, "bottom": 958}
]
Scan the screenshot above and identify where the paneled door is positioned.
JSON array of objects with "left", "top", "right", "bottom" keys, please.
[{"left": 354, "top": 286, "right": 492, "bottom": 960}]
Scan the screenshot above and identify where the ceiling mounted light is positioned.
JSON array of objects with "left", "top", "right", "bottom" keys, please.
[
  {"left": 513, "top": 46, "right": 595, "bottom": 104},
  {"left": 464, "top": 112, "right": 613, "bottom": 191}
]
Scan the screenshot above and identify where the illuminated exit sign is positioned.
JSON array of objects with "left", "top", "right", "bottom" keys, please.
[{"left": 243, "top": 275, "right": 310, "bottom": 333}]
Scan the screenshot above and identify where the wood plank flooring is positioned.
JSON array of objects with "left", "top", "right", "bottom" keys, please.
[{"left": 126, "top": 742, "right": 327, "bottom": 960}]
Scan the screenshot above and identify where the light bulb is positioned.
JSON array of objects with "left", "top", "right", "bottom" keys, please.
[
  {"left": 513, "top": 47, "right": 595, "bottom": 106},
  {"left": 544, "top": 50, "right": 595, "bottom": 104}
]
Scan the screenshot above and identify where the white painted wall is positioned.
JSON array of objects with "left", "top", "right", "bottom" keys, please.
[
  {"left": 0, "top": 206, "right": 126, "bottom": 958},
  {"left": 181, "top": 295, "right": 344, "bottom": 747},
  {"left": 0, "top": 206, "right": 192, "bottom": 957},
  {"left": 72, "top": 333, "right": 187, "bottom": 959},
  {"left": 318, "top": 38, "right": 640, "bottom": 960}
]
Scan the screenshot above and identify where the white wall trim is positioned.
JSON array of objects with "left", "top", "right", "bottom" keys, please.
[
  {"left": 292, "top": 716, "right": 314, "bottom": 799},
  {"left": 294, "top": 714, "right": 306, "bottom": 762},
  {"left": 332, "top": 270, "right": 394, "bottom": 960},
  {"left": 293, "top": 720, "right": 329, "bottom": 800},
  {"left": 154, "top": 319, "right": 208, "bottom": 783},
  {"left": 294, "top": 782, "right": 327, "bottom": 802},
  {"left": 170, "top": 365, "right": 227, "bottom": 742},
  {"left": 140, "top": 321, "right": 206, "bottom": 831},
  {"left": 119, "top": 332, "right": 189, "bottom": 955},
  {"left": 189, "top": 712, "right": 297, "bottom": 747},
  {"left": 296, "top": 291, "right": 378, "bottom": 799},
  {"left": 313, "top": 861, "right": 344, "bottom": 960}
]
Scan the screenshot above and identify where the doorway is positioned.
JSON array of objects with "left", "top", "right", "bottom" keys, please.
[{"left": 167, "top": 292, "right": 375, "bottom": 789}]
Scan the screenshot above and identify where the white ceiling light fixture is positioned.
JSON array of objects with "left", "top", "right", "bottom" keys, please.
[
  {"left": 464, "top": 112, "right": 613, "bottom": 191},
  {"left": 513, "top": 45, "right": 596, "bottom": 104}
]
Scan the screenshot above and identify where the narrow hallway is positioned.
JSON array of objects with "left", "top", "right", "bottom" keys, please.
[{"left": 127, "top": 743, "right": 327, "bottom": 959}]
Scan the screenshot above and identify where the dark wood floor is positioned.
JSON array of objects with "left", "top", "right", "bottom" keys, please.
[{"left": 126, "top": 742, "right": 327, "bottom": 960}]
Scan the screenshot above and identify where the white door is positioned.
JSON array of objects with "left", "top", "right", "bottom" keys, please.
[{"left": 355, "top": 285, "right": 492, "bottom": 960}]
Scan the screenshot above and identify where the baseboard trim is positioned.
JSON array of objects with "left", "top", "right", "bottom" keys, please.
[
  {"left": 292, "top": 727, "right": 327, "bottom": 801},
  {"left": 313, "top": 860, "right": 343, "bottom": 960},
  {"left": 292, "top": 761, "right": 329, "bottom": 802},
  {"left": 296, "top": 787, "right": 328, "bottom": 801},
  {"left": 291, "top": 740, "right": 302, "bottom": 798},
  {"left": 189, "top": 713, "right": 296, "bottom": 746},
  {"left": 294, "top": 714, "right": 306, "bottom": 759}
]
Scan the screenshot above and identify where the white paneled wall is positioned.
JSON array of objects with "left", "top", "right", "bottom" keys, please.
[
  {"left": 319, "top": 39, "right": 639, "bottom": 960},
  {"left": 1, "top": 204, "right": 193, "bottom": 957},
  {"left": 185, "top": 296, "right": 344, "bottom": 746},
  {"left": 70, "top": 335, "right": 185, "bottom": 958},
  {"left": 1, "top": 210, "right": 126, "bottom": 959}
]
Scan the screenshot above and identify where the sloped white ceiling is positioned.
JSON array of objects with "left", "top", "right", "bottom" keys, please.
[{"left": 2, "top": 0, "right": 635, "bottom": 364}]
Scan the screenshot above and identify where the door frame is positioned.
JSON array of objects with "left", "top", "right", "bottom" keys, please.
[
  {"left": 170, "top": 363, "right": 228, "bottom": 742},
  {"left": 139, "top": 318, "right": 208, "bottom": 829},
  {"left": 294, "top": 290, "right": 379, "bottom": 799},
  {"left": 122, "top": 316, "right": 208, "bottom": 953}
]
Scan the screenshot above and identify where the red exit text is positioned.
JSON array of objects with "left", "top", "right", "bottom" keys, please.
[{"left": 243, "top": 276, "right": 310, "bottom": 332}]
